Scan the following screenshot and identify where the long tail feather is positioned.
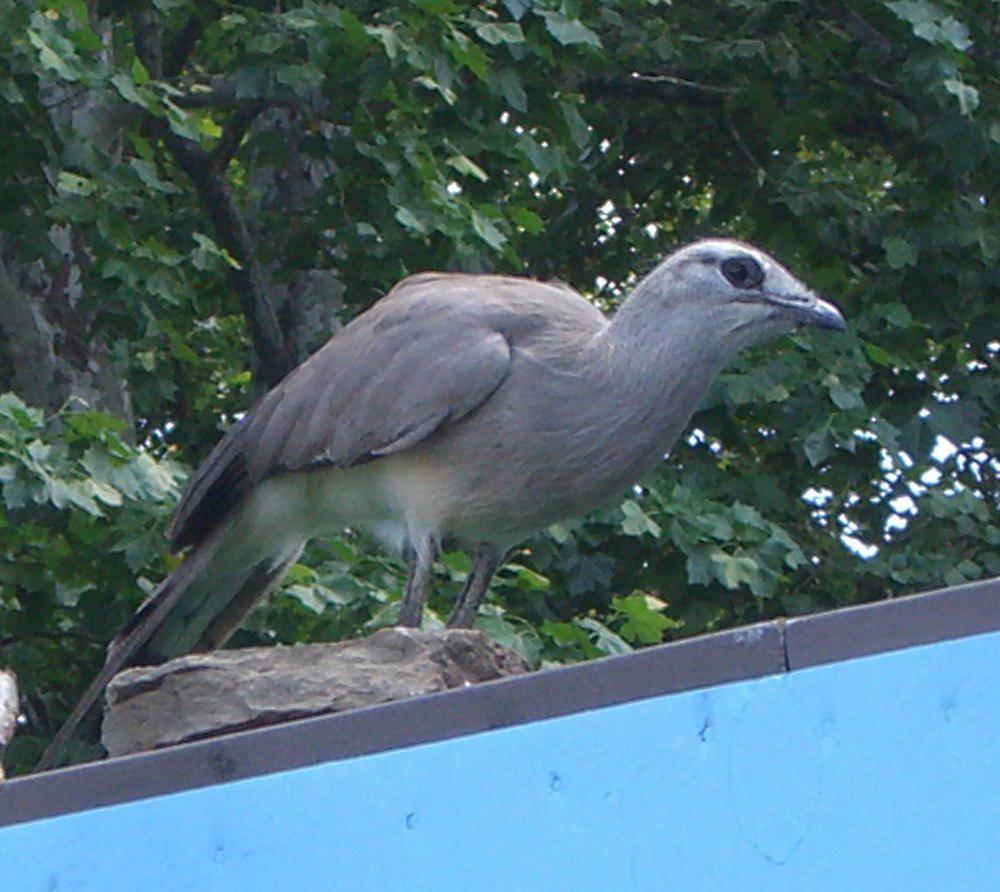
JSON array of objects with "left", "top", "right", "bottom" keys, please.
[
  {"left": 36, "top": 528, "right": 227, "bottom": 771},
  {"left": 38, "top": 508, "right": 308, "bottom": 773}
]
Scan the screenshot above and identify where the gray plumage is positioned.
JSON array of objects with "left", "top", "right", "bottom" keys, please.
[{"left": 40, "top": 238, "right": 844, "bottom": 768}]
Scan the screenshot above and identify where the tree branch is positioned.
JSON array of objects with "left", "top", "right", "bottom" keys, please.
[
  {"left": 831, "top": 2, "right": 896, "bottom": 57},
  {"left": 0, "top": 253, "right": 60, "bottom": 407},
  {"left": 582, "top": 73, "right": 738, "bottom": 106},
  {"left": 163, "top": 2, "right": 221, "bottom": 78},
  {"left": 172, "top": 76, "right": 307, "bottom": 112},
  {"left": 630, "top": 73, "right": 738, "bottom": 96},
  {"left": 132, "top": 12, "right": 291, "bottom": 387},
  {"left": 723, "top": 116, "right": 775, "bottom": 185},
  {"left": 581, "top": 73, "right": 740, "bottom": 107},
  {"left": 211, "top": 100, "right": 266, "bottom": 170},
  {"left": 164, "top": 130, "right": 291, "bottom": 386},
  {"left": 130, "top": 8, "right": 163, "bottom": 79},
  {"left": 171, "top": 76, "right": 239, "bottom": 108}
]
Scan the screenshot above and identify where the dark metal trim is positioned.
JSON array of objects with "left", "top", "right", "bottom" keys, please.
[
  {"left": 1, "top": 577, "right": 996, "bottom": 829},
  {"left": 785, "top": 577, "right": 999, "bottom": 669}
]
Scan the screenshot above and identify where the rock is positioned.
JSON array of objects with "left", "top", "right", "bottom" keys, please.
[
  {"left": 0, "top": 669, "right": 18, "bottom": 782},
  {"left": 101, "top": 628, "right": 529, "bottom": 757}
]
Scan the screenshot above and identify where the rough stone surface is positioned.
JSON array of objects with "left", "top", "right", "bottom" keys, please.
[
  {"left": 0, "top": 668, "right": 18, "bottom": 782},
  {"left": 101, "top": 628, "right": 529, "bottom": 757}
]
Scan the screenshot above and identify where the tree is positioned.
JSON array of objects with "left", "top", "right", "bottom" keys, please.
[{"left": 0, "top": 0, "right": 995, "bottom": 773}]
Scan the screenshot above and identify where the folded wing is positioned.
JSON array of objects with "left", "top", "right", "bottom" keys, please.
[{"left": 169, "top": 275, "right": 514, "bottom": 549}]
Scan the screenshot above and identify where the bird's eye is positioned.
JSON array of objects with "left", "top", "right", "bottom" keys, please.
[{"left": 720, "top": 256, "right": 765, "bottom": 290}]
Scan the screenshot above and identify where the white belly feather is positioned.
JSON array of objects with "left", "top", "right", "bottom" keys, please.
[{"left": 241, "top": 452, "right": 460, "bottom": 556}]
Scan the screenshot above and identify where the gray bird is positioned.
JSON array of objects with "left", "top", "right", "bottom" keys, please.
[{"left": 40, "top": 237, "right": 844, "bottom": 768}]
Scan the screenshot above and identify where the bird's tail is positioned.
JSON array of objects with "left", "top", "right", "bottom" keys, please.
[{"left": 36, "top": 523, "right": 304, "bottom": 771}]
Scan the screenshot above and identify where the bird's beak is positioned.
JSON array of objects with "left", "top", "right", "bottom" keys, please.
[{"left": 763, "top": 290, "right": 846, "bottom": 332}]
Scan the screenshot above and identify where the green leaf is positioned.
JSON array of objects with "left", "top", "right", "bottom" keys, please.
[
  {"left": 286, "top": 584, "right": 326, "bottom": 613},
  {"left": 869, "top": 418, "right": 902, "bottom": 454},
  {"left": 413, "top": 74, "right": 457, "bottom": 105},
  {"left": 195, "top": 113, "right": 223, "bottom": 139},
  {"left": 130, "top": 57, "right": 149, "bottom": 86},
  {"left": 505, "top": 563, "right": 550, "bottom": 591},
  {"left": 109, "top": 72, "right": 149, "bottom": 108},
  {"left": 395, "top": 206, "right": 426, "bottom": 234},
  {"left": 709, "top": 551, "right": 764, "bottom": 595},
  {"left": 275, "top": 65, "right": 324, "bottom": 96},
  {"left": 47, "top": 479, "right": 101, "bottom": 515},
  {"left": 495, "top": 69, "right": 527, "bottom": 112},
  {"left": 447, "top": 155, "right": 489, "bottom": 182},
  {"left": 561, "top": 102, "right": 591, "bottom": 149},
  {"left": 613, "top": 594, "right": 675, "bottom": 644},
  {"left": 475, "top": 609, "right": 542, "bottom": 665},
  {"left": 883, "top": 236, "right": 917, "bottom": 269},
  {"left": 88, "top": 479, "right": 123, "bottom": 507},
  {"left": 0, "top": 80, "right": 25, "bottom": 104},
  {"left": 886, "top": 2, "right": 973, "bottom": 51},
  {"left": 367, "top": 25, "right": 401, "bottom": 61},
  {"left": 191, "top": 232, "right": 243, "bottom": 270},
  {"left": 803, "top": 425, "right": 832, "bottom": 466},
  {"left": 439, "top": 550, "right": 471, "bottom": 577},
  {"left": 881, "top": 302, "right": 913, "bottom": 326},
  {"left": 27, "top": 30, "right": 78, "bottom": 81},
  {"left": 936, "top": 17, "right": 973, "bottom": 52},
  {"left": 130, "top": 159, "right": 181, "bottom": 195},
  {"left": 338, "top": 8, "right": 372, "bottom": 48},
  {"left": 541, "top": 12, "right": 602, "bottom": 48},
  {"left": 620, "top": 499, "right": 662, "bottom": 538},
  {"left": 56, "top": 171, "right": 96, "bottom": 196},
  {"left": 943, "top": 79, "right": 979, "bottom": 116},
  {"left": 863, "top": 342, "right": 898, "bottom": 367},
  {"left": 925, "top": 400, "right": 982, "bottom": 442},
  {"left": 731, "top": 504, "right": 766, "bottom": 530},
  {"left": 575, "top": 617, "right": 632, "bottom": 656},
  {"left": 450, "top": 34, "right": 491, "bottom": 82},
  {"left": 827, "top": 378, "right": 863, "bottom": 410},
  {"left": 502, "top": 0, "right": 529, "bottom": 20},
  {"left": 475, "top": 22, "right": 525, "bottom": 45},
  {"left": 509, "top": 206, "right": 545, "bottom": 234},
  {"left": 65, "top": 411, "right": 127, "bottom": 439},
  {"left": 471, "top": 210, "right": 506, "bottom": 250},
  {"left": 0, "top": 394, "right": 44, "bottom": 429},
  {"left": 886, "top": 1, "right": 939, "bottom": 28}
]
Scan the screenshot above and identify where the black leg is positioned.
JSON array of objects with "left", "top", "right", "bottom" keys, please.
[
  {"left": 448, "top": 543, "right": 501, "bottom": 628},
  {"left": 397, "top": 535, "right": 438, "bottom": 627}
]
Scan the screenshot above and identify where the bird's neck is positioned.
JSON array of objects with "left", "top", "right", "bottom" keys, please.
[
  {"left": 606, "top": 275, "right": 759, "bottom": 370},
  {"left": 593, "top": 284, "right": 753, "bottom": 468}
]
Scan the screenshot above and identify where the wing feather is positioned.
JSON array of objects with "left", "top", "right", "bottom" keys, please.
[{"left": 168, "top": 277, "right": 514, "bottom": 549}]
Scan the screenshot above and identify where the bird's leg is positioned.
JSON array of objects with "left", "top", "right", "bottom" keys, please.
[
  {"left": 397, "top": 534, "right": 438, "bottom": 627},
  {"left": 447, "top": 543, "right": 501, "bottom": 628}
]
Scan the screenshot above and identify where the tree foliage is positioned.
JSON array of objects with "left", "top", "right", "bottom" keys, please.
[{"left": 0, "top": 0, "right": 996, "bottom": 773}]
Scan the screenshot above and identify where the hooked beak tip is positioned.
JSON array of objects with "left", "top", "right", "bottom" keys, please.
[
  {"left": 766, "top": 290, "right": 846, "bottom": 332},
  {"left": 808, "top": 296, "right": 847, "bottom": 332}
]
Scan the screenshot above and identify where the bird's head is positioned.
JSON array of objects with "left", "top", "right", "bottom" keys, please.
[
  {"left": 652, "top": 238, "right": 846, "bottom": 342},
  {"left": 619, "top": 239, "right": 844, "bottom": 356}
]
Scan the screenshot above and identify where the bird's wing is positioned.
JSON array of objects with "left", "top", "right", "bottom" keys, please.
[{"left": 168, "top": 273, "right": 516, "bottom": 549}]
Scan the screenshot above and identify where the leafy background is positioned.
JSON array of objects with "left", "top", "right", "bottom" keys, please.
[{"left": 0, "top": 0, "right": 996, "bottom": 773}]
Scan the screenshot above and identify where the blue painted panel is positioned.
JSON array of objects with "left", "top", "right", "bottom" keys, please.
[{"left": 3, "top": 630, "right": 998, "bottom": 891}]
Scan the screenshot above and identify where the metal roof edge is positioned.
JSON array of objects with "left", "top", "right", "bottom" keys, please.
[{"left": 0, "top": 576, "right": 996, "bottom": 829}]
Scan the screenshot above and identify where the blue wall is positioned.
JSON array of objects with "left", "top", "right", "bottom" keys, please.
[{"left": 3, "top": 630, "right": 998, "bottom": 891}]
